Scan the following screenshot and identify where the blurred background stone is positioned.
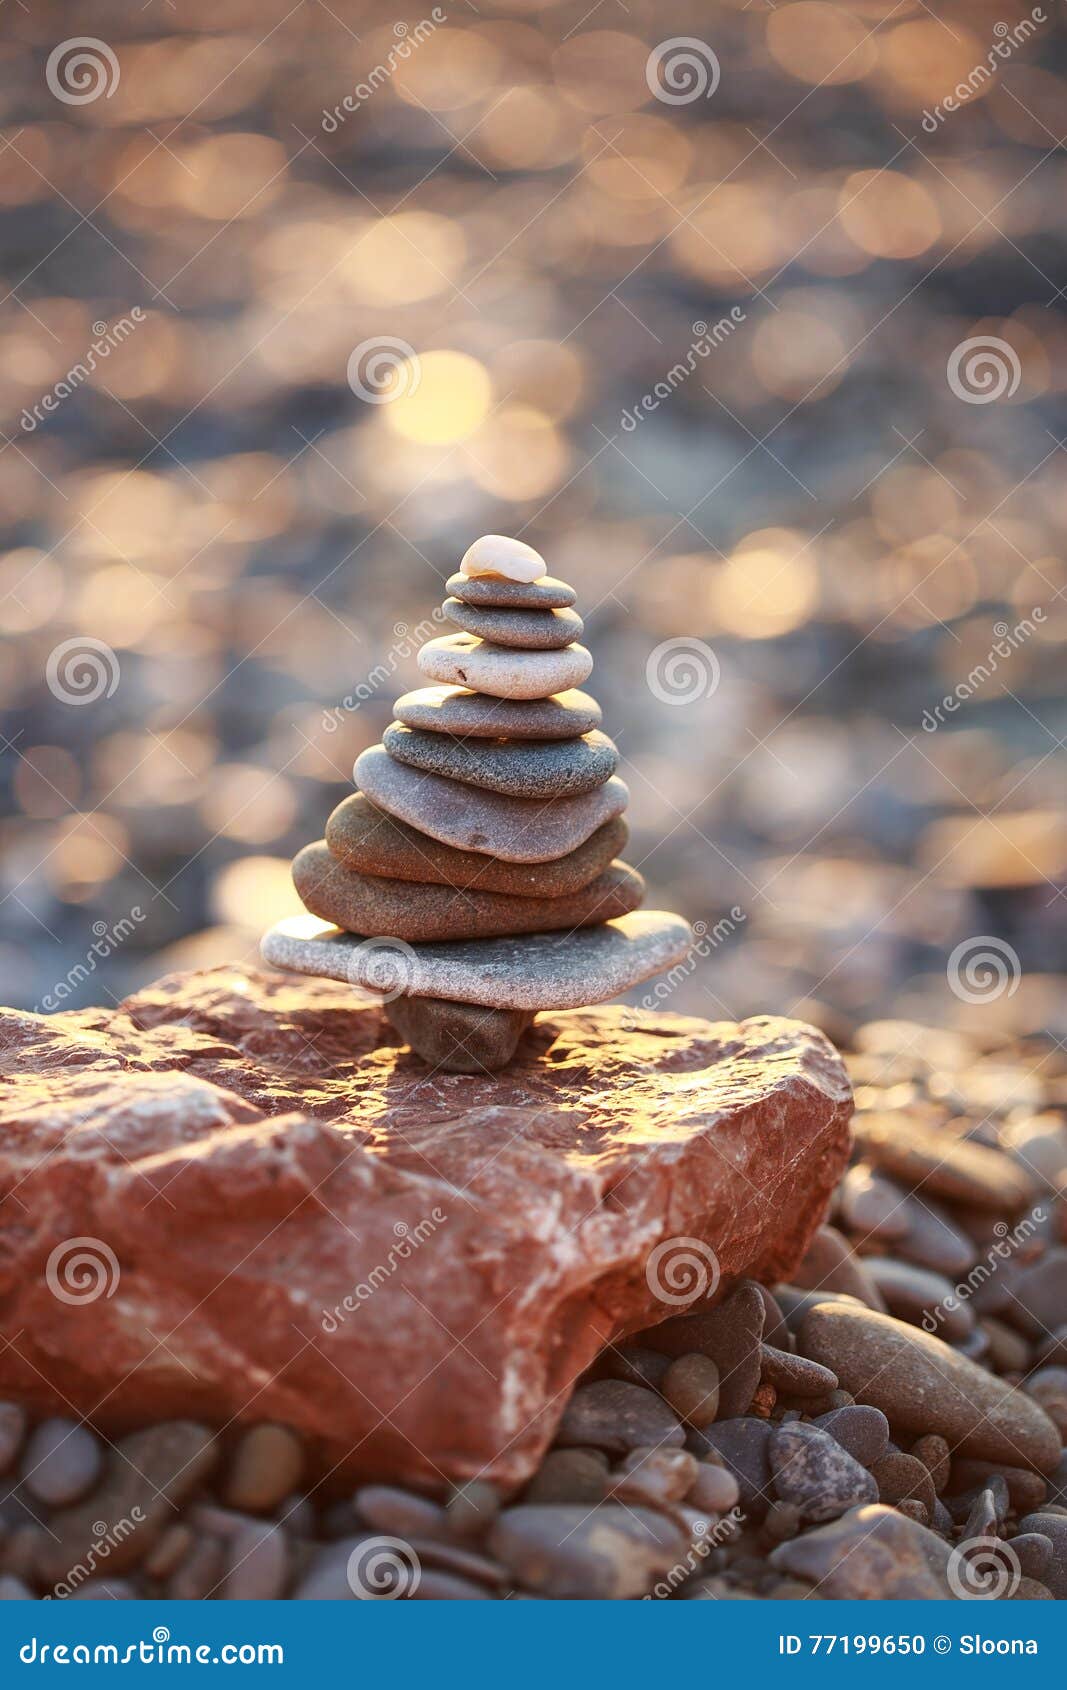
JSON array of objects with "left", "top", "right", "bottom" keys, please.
[{"left": 0, "top": 0, "right": 1064, "bottom": 1036}]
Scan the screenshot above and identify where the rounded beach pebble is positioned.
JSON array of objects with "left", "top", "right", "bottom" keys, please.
[
  {"left": 393, "top": 685, "right": 601, "bottom": 741},
  {"left": 293, "top": 842, "right": 644, "bottom": 942},
  {"left": 446, "top": 571, "right": 575, "bottom": 610},
  {"left": 799, "top": 1302, "right": 1061, "bottom": 1472},
  {"left": 417, "top": 632, "right": 592, "bottom": 700},
  {"left": 443, "top": 599, "right": 583, "bottom": 650},
  {"left": 382, "top": 722, "right": 618, "bottom": 798},
  {"left": 326, "top": 793, "right": 628, "bottom": 897},
  {"left": 460, "top": 533, "right": 546, "bottom": 583},
  {"left": 353, "top": 745, "right": 628, "bottom": 862}
]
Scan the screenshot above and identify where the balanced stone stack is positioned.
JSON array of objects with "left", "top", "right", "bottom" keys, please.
[{"left": 262, "top": 535, "right": 692, "bottom": 1071}]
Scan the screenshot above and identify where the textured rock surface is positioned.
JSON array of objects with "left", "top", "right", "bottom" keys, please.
[{"left": 0, "top": 964, "right": 852, "bottom": 1491}]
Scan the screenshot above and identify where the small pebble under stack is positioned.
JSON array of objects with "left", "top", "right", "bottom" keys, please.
[{"left": 262, "top": 535, "right": 692, "bottom": 1071}]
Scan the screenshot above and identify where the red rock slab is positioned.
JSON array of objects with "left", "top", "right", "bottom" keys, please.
[{"left": 0, "top": 964, "right": 853, "bottom": 1493}]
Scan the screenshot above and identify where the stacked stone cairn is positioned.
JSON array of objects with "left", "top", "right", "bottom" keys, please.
[{"left": 262, "top": 536, "right": 691, "bottom": 1071}]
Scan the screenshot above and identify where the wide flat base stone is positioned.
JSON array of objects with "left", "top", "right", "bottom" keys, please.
[
  {"left": 0, "top": 963, "right": 853, "bottom": 1491},
  {"left": 261, "top": 911, "right": 693, "bottom": 1010}
]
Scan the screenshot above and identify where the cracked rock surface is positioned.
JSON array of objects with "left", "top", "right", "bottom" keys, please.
[{"left": 0, "top": 963, "right": 852, "bottom": 1491}]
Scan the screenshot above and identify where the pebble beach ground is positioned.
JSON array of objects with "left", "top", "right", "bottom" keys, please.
[{"left": 2, "top": 1015, "right": 1065, "bottom": 1602}]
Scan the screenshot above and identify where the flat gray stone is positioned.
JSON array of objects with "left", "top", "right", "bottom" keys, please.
[
  {"left": 443, "top": 598, "right": 583, "bottom": 650},
  {"left": 394, "top": 685, "right": 601, "bottom": 740},
  {"left": 382, "top": 722, "right": 618, "bottom": 798},
  {"left": 446, "top": 571, "right": 576, "bottom": 610},
  {"left": 417, "top": 632, "right": 592, "bottom": 700},
  {"left": 293, "top": 840, "right": 644, "bottom": 942},
  {"left": 260, "top": 910, "right": 694, "bottom": 1011},
  {"left": 354, "top": 744, "right": 628, "bottom": 862}
]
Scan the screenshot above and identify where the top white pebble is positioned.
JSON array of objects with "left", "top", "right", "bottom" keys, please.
[{"left": 460, "top": 534, "right": 547, "bottom": 584}]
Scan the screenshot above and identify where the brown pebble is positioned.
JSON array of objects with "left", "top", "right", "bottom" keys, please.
[
  {"left": 763, "top": 1502, "right": 802, "bottom": 1543},
  {"left": 871, "top": 1452, "right": 937, "bottom": 1519},
  {"left": 911, "top": 1433, "right": 951, "bottom": 1493},
  {"left": 950, "top": 1459, "right": 1047, "bottom": 1515},
  {"left": 688, "top": 1461, "right": 741, "bottom": 1513},
  {"left": 663, "top": 1354, "right": 720, "bottom": 1428},
  {"left": 1009, "top": 1576, "right": 1053, "bottom": 1599},
  {"left": 445, "top": 1479, "right": 499, "bottom": 1541},
  {"left": 143, "top": 1524, "right": 194, "bottom": 1581},
  {"left": 167, "top": 1537, "right": 225, "bottom": 1601},
  {"left": 523, "top": 1448, "right": 608, "bottom": 1505},
  {"left": 224, "top": 1424, "right": 304, "bottom": 1515},
  {"left": 354, "top": 1485, "right": 451, "bottom": 1542},
  {"left": 600, "top": 1345, "right": 672, "bottom": 1390},
  {"left": 612, "top": 1446, "right": 698, "bottom": 1504},
  {"left": 760, "top": 1343, "right": 838, "bottom": 1398},
  {"left": 556, "top": 1380, "right": 684, "bottom": 1455},
  {"left": 895, "top": 1499, "right": 929, "bottom": 1526},
  {"left": 750, "top": 1381, "right": 777, "bottom": 1419}
]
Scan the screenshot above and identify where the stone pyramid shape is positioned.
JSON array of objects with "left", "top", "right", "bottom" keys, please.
[{"left": 262, "top": 535, "right": 692, "bottom": 1069}]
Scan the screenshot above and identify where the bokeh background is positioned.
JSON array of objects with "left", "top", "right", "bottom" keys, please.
[{"left": 1, "top": 0, "right": 1065, "bottom": 1042}]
